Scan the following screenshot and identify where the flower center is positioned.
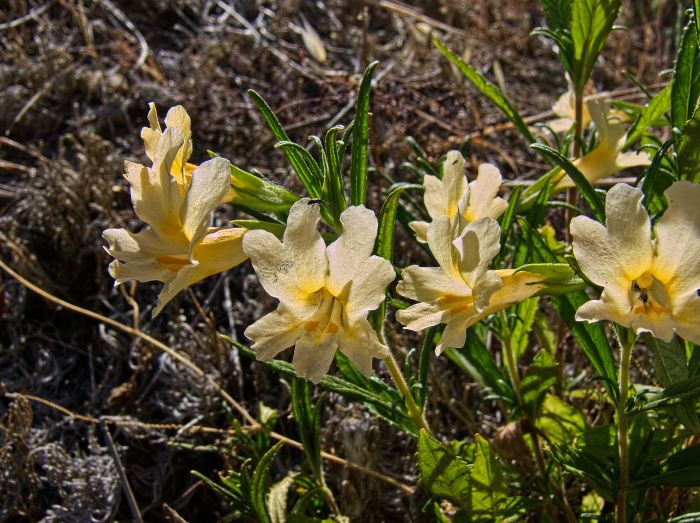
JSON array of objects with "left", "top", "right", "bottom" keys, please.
[
  {"left": 304, "top": 289, "right": 344, "bottom": 335},
  {"left": 629, "top": 271, "right": 669, "bottom": 317}
]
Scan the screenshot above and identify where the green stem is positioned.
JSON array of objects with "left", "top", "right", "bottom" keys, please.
[
  {"left": 615, "top": 326, "right": 634, "bottom": 523},
  {"left": 499, "top": 311, "right": 523, "bottom": 406},
  {"left": 383, "top": 351, "right": 432, "bottom": 434}
]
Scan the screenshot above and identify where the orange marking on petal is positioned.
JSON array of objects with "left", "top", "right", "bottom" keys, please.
[
  {"left": 304, "top": 321, "right": 319, "bottom": 332},
  {"left": 156, "top": 255, "right": 189, "bottom": 272},
  {"left": 326, "top": 322, "right": 339, "bottom": 334}
]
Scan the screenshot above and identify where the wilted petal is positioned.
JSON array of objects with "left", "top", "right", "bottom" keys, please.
[{"left": 164, "top": 106, "right": 193, "bottom": 184}]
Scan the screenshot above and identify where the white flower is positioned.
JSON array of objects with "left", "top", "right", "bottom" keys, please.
[
  {"left": 397, "top": 216, "right": 545, "bottom": 354},
  {"left": 409, "top": 151, "right": 508, "bottom": 242},
  {"left": 243, "top": 199, "right": 395, "bottom": 383},
  {"left": 571, "top": 182, "right": 700, "bottom": 344},
  {"left": 103, "top": 110, "right": 246, "bottom": 316},
  {"left": 555, "top": 100, "right": 650, "bottom": 190}
]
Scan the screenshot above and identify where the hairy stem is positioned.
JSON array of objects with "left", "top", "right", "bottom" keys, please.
[
  {"left": 383, "top": 351, "right": 432, "bottom": 434},
  {"left": 615, "top": 327, "right": 634, "bottom": 523}
]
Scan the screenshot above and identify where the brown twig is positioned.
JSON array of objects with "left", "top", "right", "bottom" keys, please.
[{"left": 0, "top": 258, "right": 415, "bottom": 495}]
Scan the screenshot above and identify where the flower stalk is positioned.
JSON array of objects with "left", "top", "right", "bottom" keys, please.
[
  {"left": 382, "top": 348, "right": 432, "bottom": 435},
  {"left": 615, "top": 325, "right": 634, "bottom": 523}
]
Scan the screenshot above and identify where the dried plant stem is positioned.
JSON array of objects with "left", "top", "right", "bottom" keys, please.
[
  {"left": 0, "top": 258, "right": 415, "bottom": 495},
  {"left": 615, "top": 329, "right": 634, "bottom": 523}
]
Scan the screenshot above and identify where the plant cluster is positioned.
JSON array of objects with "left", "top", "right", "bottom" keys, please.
[{"left": 102, "top": 1, "right": 700, "bottom": 520}]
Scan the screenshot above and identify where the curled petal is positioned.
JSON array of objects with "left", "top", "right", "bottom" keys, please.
[
  {"left": 453, "top": 217, "right": 501, "bottom": 288},
  {"left": 338, "top": 318, "right": 390, "bottom": 376}
]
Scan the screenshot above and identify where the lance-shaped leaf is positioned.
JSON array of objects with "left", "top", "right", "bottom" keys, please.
[
  {"left": 671, "top": 17, "right": 700, "bottom": 130},
  {"left": 350, "top": 61, "right": 379, "bottom": 206}
]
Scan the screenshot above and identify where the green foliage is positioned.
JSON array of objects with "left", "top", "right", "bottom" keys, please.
[
  {"left": 677, "top": 109, "right": 700, "bottom": 183},
  {"left": 530, "top": 143, "right": 605, "bottom": 222},
  {"left": 417, "top": 430, "right": 522, "bottom": 520},
  {"left": 570, "top": 0, "right": 621, "bottom": 92},
  {"left": 521, "top": 350, "right": 559, "bottom": 417},
  {"left": 434, "top": 38, "right": 536, "bottom": 143},
  {"left": 349, "top": 61, "right": 378, "bottom": 206},
  {"left": 671, "top": 16, "right": 700, "bottom": 131},
  {"left": 625, "top": 85, "right": 671, "bottom": 147},
  {"left": 536, "top": 393, "right": 586, "bottom": 445}
]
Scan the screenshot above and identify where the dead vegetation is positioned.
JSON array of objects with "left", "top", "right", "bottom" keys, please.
[{"left": 0, "top": 0, "right": 680, "bottom": 520}]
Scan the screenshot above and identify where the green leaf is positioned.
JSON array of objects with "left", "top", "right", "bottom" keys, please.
[
  {"left": 530, "top": 143, "right": 605, "bottom": 223},
  {"left": 541, "top": 0, "right": 573, "bottom": 33},
  {"left": 470, "top": 434, "right": 513, "bottom": 518},
  {"left": 677, "top": 109, "right": 700, "bottom": 183},
  {"left": 570, "top": 0, "right": 621, "bottom": 92},
  {"left": 671, "top": 17, "right": 700, "bottom": 130},
  {"left": 520, "top": 350, "right": 559, "bottom": 417},
  {"left": 418, "top": 429, "right": 472, "bottom": 506},
  {"left": 518, "top": 219, "right": 617, "bottom": 398},
  {"left": 640, "top": 139, "right": 676, "bottom": 213},
  {"left": 291, "top": 379, "right": 323, "bottom": 479},
  {"left": 434, "top": 38, "right": 536, "bottom": 144},
  {"left": 227, "top": 163, "right": 300, "bottom": 215},
  {"left": 537, "top": 393, "right": 586, "bottom": 445},
  {"left": 267, "top": 474, "right": 297, "bottom": 523},
  {"left": 323, "top": 125, "right": 348, "bottom": 225},
  {"left": 231, "top": 220, "right": 286, "bottom": 237},
  {"left": 649, "top": 444, "right": 700, "bottom": 487},
  {"left": 349, "top": 61, "right": 379, "bottom": 206},
  {"left": 248, "top": 90, "right": 323, "bottom": 198},
  {"left": 251, "top": 442, "right": 284, "bottom": 523},
  {"left": 625, "top": 85, "right": 671, "bottom": 147},
  {"left": 445, "top": 324, "right": 512, "bottom": 400},
  {"left": 510, "top": 297, "right": 540, "bottom": 363}
]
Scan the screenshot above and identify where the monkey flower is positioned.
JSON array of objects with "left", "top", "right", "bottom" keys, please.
[
  {"left": 397, "top": 216, "right": 546, "bottom": 354},
  {"left": 103, "top": 126, "right": 246, "bottom": 316},
  {"left": 243, "top": 199, "right": 395, "bottom": 383},
  {"left": 409, "top": 151, "right": 508, "bottom": 243},
  {"left": 555, "top": 100, "right": 650, "bottom": 190},
  {"left": 571, "top": 182, "right": 700, "bottom": 344}
]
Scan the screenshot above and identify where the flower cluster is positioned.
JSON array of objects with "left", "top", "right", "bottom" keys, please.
[{"left": 103, "top": 104, "right": 698, "bottom": 386}]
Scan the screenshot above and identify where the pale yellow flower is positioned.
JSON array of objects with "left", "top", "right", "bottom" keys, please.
[
  {"left": 555, "top": 100, "right": 650, "bottom": 190},
  {"left": 397, "top": 216, "right": 545, "bottom": 354},
  {"left": 547, "top": 84, "right": 592, "bottom": 134},
  {"left": 103, "top": 125, "right": 247, "bottom": 316},
  {"left": 243, "top": 199, "right": 395, "bottom": 383},
  {"left": 409, "top": 151, "right": 508, "bottom": 243},
  {"left": 571, "top": 182, "right": 700, "bottom": 344}
]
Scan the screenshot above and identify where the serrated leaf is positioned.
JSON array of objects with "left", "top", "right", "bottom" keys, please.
[
  {"left": 349, "top": 61, "right": 378, "bottom": 206},
  {"left": 417, "top": 429, "right": 472, "bottom": 506},
  {"left": 252, "top": 442, "right": 284, "bottom": 523},
  {"left": 470, "top": 434, "right": 512, "bottom": 518},
  {"left": 671, "top": 17, "right": 700, "bottom": 130},
  {"left": 570, "top": 0, "right": 621, "bottom": 91},
  {"left": 625, "top": 85, "right": 671, "bottom": 147},
  {"left": 267, "top": 474, "right": 297, "bottom": 523},
  {"left": 434, "top": 38, "right": 536, "bottom": 144},
  {"left": 520, "top": 350, "right": 559, "bottom": 416},
  {"left": 537, "top": 393, "right": 586, "bottom": 445}
]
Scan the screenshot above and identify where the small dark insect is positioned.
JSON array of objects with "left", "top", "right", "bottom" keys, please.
[
  {"left": 307, "top": 198, "right": 325, "bottom": 205},
  {"left": 631, "top": 281, "right": 641, "bottom": 292},
  {"left": 639, "top": 292, "right": 649, "bottom": 304}
]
